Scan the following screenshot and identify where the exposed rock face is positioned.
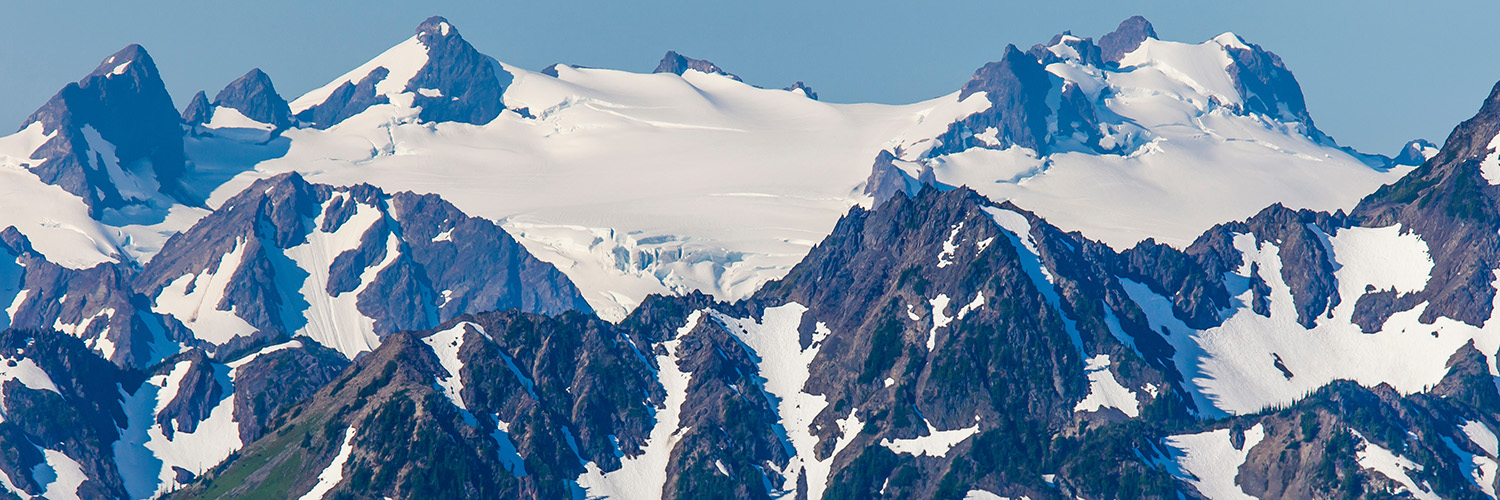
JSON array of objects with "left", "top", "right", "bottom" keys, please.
[
  {"left": 653, "top": 51, "right": 743, "bottom": 81},
  {"left": 294, "top": 67, "right": 389, "bottom": 129},
  {"left": 0, "top": 328, "right": 131, "bottom": 499},
  {"left": 785, "top": 81, "right": 818, "bottom": 100},
  {"left": 0, "top": 227, "right": 181, "bottom": 369},
  {"left": 213, "top": 68, "right": 293, "bottom": 130},
  {"left": 230, "top": 340, "right": 348, "bottom": 443},
  {"left": 933, "top": 44, "right": 1052, "bottom": 155},
  {"left": 154, "top": 350, "right": 225, "bottom": 439},
  {"left": 1393, "top": 138, "right": 1439, "bottom": 166},
  {"left": 405, "top": 16, "right": 509, "bottom": 125},
  {"left": 181, "top": 90, "right": 212, "bottom": 126},
  {"left": 861, "top": 150, "right": 921, "bottom": 207},
  {"left": 1353, "top": 81, "right": 1500, "bottom": 329},
  {"left": 135, "top": 173, "right": 588, "bottom": 358},
  {"left": 18, "top": 44, "right": 194, "bottom": 215},
  {"left": 293, "top": 17, "right": 509, "bottom": 129},
  {"left": 1222, "top": 36, "right": 1323, "bottom": 137},
  {"left": 1097, "top": 15, "right": 1157, "bottom": 63}
]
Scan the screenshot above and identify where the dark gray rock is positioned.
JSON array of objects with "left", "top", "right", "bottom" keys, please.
[
  {"left": 784, "top": 81, "right": 818, "bottom": 100},
  {"left": 405, "top": 16, "right": 510, "bottom": 125},
  {"left": 18, "top": 44, "right": 195, "bottom": 215},
  {"left": 861, "top": 150, "right": 921, "bottom": 208},
  {"left": 1222, "top": 37, "right": 1323, "bottom": 137},
  {"left": 653, "top": 51, "right": 742, "bottom": 81},
  {"left": 154, "top": 349, "right": 225, "bottom": 439},
  {"left": 932, "top": 45, "right": 1052, "bottom": 155},
  {"left": 136, "top": 172, "right": 588, "bottom": 356},
  {"left": 0, "top": 328, "right": 132, "bottom": 498},
  {"left": 294, "top": 67, "right": 390, "bottom": 129},
  {"left": 181, "top": 90, "right": 212, "bottom": 126},
  {"left": 213, "top": 68, "right": 293, "bottom": 130},
  {"left": 229, "top": 339, "right": 348, "bottom": 443},
  {"left": 1097, "top": 16, "right": 1157, "bottom": 64},
  {"left": 1393, "top": 138, "right": 1438, "bottom": 166},
  {"left": 1354, "top": 80, "right": 1500, "bottom": 329}
]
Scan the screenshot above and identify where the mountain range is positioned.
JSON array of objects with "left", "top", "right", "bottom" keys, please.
[{"left": 0, "top": 14, "right": 1492, "bottom": 500}]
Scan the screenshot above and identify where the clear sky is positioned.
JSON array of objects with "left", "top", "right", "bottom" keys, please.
[{"left": 2, "top": 0, "right": 1495, "bottom": 155}]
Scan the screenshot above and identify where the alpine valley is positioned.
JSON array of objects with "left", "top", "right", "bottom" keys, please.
[{"left": 3, "top": 13, "right": 1499, "bottom": 500}]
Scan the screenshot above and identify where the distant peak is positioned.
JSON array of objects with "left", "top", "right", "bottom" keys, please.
[
  {"left": 1212, "top": 32, "right": 1252, "bottom": 50},
  {"left": 416, "top": 15, "right": 458, "bottom": 40},
  {"left": 653, "top": 51, "right": 742, "bottom": 81},
  {"left": 214, "top": 67, "right": 292, "bottom": 128},
  {"left": 182, "top": 90, "right": 212, "bottom": 125},
  {"left": 785, "top": 81, "right": 818, "bottom": 100},
  {"left": 90, "top": 43, "right": 156, "bottom": 78},
  {"left": 1098, "top": 15, "right": 1157, "bottom": 63}
]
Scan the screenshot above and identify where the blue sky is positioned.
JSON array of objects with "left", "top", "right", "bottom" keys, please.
[{"left": 2, "top": 0, "right": 1495, "bottom": 154}]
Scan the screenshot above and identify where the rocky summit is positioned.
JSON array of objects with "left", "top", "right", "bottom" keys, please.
[{"left": 0, "top": 13, "right": 1495, "bottom": 500}]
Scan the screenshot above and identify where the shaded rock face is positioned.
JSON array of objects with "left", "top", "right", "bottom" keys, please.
[
  {"left": 405, "top": 16, "right": 509, "bottom": 125},
  {"left": 933, "top": 44, "right": 1052, "bottom": 155},
  {"left": 135, "top": 172, "right": 588, "bottom": 357},
  {"left": 1393, "top": 138, "right": 1439, "bottom": 166},
  {"left": 1353, "top": 81, "right": 1500, "bottom": 329},
  {"left": 181, "top": 90, "right": 212, "bottom": 127},
  {"left": 653, "top": 51, "right": 743, "bottom": 81},
  {"left": 230, "top": 340, "right": 348, "bottom": 443},
  {"left": 173, "top": 306, "right": 681, "bottom": 499},
  {"left": 756, "top": 187, "right": 1184, "bottom": 498},
  {"left": 785, "top": 81, "right": 818, "bottom": 100},
  {"left": 212, "top": 68, "right": 293, "bottom": 129},
  {"left": 154, "top": 350, "right": 225, "bottom": 439},
  {"left": 1222, "top": 37, "right": 1322, "bottom": 137},
  {"left": 18, "top": 44, "right": 193, "bottom": 215},
  {"left": 1129, "top": 204, "right": 1346, "bottom": 330},
  {"left": 0, "top": 329, "right": 131, "bottom": 499},
  {"left": 1231, "top": 372, "right": 1496, "bottom": 500},
  {"left": 294, "top": 67, "right": 389, "bottom": 129},
  {"left": 1097, "top": 15, "right": 1157, "bottom": 63},
  {"left": 294, "top": 17, "right": 510, "bottom": 129},
  {"left": 0, "top": 227, "right": 181, "bottom": 369}
]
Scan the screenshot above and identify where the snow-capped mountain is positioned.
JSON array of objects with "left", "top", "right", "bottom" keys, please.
[
  {"left": 184, "top": 16, "right": 1410, "bottom": 322},
  {"left": 0, "top": 12, "right": 1495, "bottom": 500}
]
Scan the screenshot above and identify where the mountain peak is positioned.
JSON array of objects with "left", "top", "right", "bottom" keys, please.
[
  {"left": 1098, "top": 15, "right": 1156, "bottom": 63},
  {"left": 653, "top": 51, "right": 742, "bottom": 81},
  {"left": 213, "top": 67, "right": 292, "bottom": 129},
  {"left": 88, "top": 44, "right": 156, "bottom": 79},
  {"left": 416, "top": 15, "right": 459, "bottom": 43}
]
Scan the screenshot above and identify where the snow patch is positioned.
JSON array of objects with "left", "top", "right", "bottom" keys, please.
[
  {"left": 152, "top": 238, "right": 258, "bottom": 345},
  {"left": 422, "top": 322, "right": 472, "bottom": 411},
  {"left": 1073, "top": 355, "right": 1141, "bottom": 417},
  {"left": 880, "top": 415, "right": 980, "bottom": 458},
  {"left": 577, "top": 310, "right": 699, "bottom": 499},
  {"left": 1162, "top": 424, "right": 1265, "bottom": 500},
  {"left": 1354, "top": 430, "right": 1440, "bottom": 500},
  {"left": 299, "top": 426, "right": 358, "bottom": 500}
]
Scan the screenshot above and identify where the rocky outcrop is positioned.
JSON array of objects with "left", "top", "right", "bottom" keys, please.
[
  {"left": 932, "top": 45, "right": 1052, "bottom": 155},
  {"left": 404, "top": 16, "right": 509, "bottom": 125},
  {"left": 785, "top": 81, "right": 818, "bottom": 100},
  {"left": 0, "top": 328, "right": 131, "bottom": 499},
  {"left": 181, "top": 90, "right": 212, "bottom": 127},
  {"left": 18, "top": 44, "right": 194, "bottom": 215},
  {"left": 1354, "top": 81, "right": 1500, "bottom": 329},
  {"left": 294, "top": 67, "right": 390, "bottom": 129},
  {"left": 213, "top": 68, "right": 293, "bottom": 130},
  {"left": 136, "top": 173, "right": 587, "bottom": 357},
  {"left": 1097, "top": 16, "right": 1157, "bottom": 64},
  {"left": 653, "top": 51, "right": 742, "bottom": 81}
]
